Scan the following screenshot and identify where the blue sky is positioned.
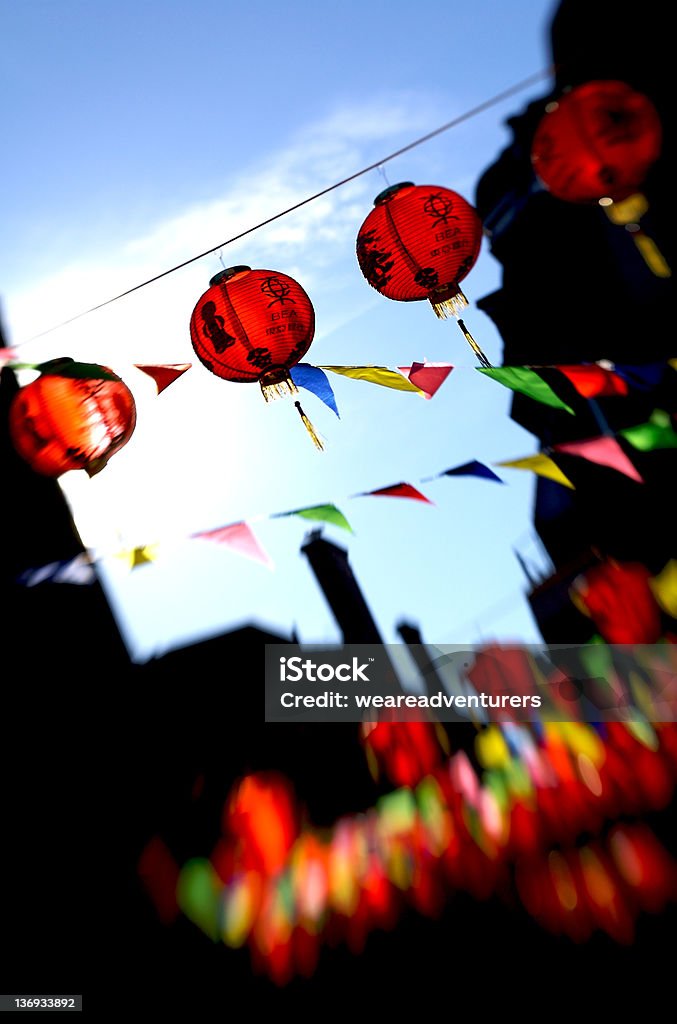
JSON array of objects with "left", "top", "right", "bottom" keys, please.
[{"left": 1, "top": 0, "right": 560, "bottom": 662}]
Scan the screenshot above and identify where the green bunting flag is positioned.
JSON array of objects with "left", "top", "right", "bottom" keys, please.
[
  {"left": 619, "top": 410, "right": 677, "bottom": 451},
  {"left": 8, "top": 359, "right": 120, "bottom": 381},
  {"left": 478, "top": 366, "right": 575, "bottom": 415},
  {"left": 36, "top": 358, "right": 120, "bottom": 381},
  {"left": 275, "top": 503, "right": 353, "bottom": 533}
]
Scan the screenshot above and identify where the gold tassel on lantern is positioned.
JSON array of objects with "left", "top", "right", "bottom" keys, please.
[
  {"left": 457, "top": 319, "right": 492, "bottom": 368},
  {"left": 259, "top": 366, "right": 299, "bottom": 403},
  {"left": 295, "top": 401, "right": 324, "bottom": 451},
  {"left": 428, "top": 287, "right": 469, "bottom": 320},
  {"left": 601, "top": 193, "right": 672, "bottom": 279},
  {"left": 428, "top": 285, "right": 493, "bottom": 367}
]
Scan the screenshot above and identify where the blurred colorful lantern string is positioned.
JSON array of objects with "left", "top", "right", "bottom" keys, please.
[
  {"left": 355, "top": 182, "right": 491, "bottom": 366},
  {"left": 143, "top": 717, "right": 677, "bottom": 984},
  {"left": 531, "top": 80, "right": 671, "bottom": 278},
  {"left": 8, "top": 357, "right": 137, "bottom": 477},
  {"left": 189, "top": 265, "right": 324, "bottom": 449}
]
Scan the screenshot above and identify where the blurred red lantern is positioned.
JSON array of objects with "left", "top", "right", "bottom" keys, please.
[
  {"left": 189, "top": 265, "right": 323, "bottom": 448},
  {"left": 570, "top": 559, "right": 663, "bottom": 644},
  {"left": 356, "top": 182, "right": 491, "bottom": 366},
  {"left": 8, "top": 359, "right": 136, "bottom": 477},
  {"left": 360, "top": 719, "right": 445, "bottom": 788},
  {"left": 225, "top": 772, "right": 298, "bottom": 877},
  {"left": 531, "top": 80, "right": 661, "bottom": 204},
  {"left": 531, "top": 81, "right": 670, "bottom": 277}
]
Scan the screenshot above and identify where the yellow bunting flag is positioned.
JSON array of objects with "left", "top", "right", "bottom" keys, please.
[
  {"left": 319, "top": 365, "right": 424, "bottom": 394},
  {"left": 115, "top": 544, "right": 160, "bottom": 569},
  {"left": 495, "top": 454, "right": 575, "bottom": 489},
  {"left": 650, "top": 560, "right": 677, "bottom": 617}
]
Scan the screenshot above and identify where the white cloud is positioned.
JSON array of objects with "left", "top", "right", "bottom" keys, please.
[{"left": 5, "top": 90, "right": 452, "bottom": 350}]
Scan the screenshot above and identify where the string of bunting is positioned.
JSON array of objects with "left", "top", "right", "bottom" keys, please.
[
  {"left": 16, "top": 411, "right": 676, "bottom": 582},
  {"left": 7, "top": 351, "right": 675, "bottom": 581}
]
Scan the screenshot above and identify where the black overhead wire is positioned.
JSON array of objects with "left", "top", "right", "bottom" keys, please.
[{"left": 18, "top": 66, "right": 554, "bottom": 348}]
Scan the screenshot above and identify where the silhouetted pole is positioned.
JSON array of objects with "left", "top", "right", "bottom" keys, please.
[{"left": 301, "top": 530, "right": 384, "bottom": 644}]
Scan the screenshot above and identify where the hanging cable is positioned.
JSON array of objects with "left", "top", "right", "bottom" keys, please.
[{"left": 18, "top": 66, "right": 554, "bottom": 348}]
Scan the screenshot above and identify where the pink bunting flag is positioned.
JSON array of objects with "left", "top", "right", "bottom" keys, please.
[
  {"left": 191, "top": 521, "right": 273, "bottom": 568},
  {"left": 135, "top": 363, "right": 192, "bottom": 394},
  {"left": 397, "top": 361, "right": 454, "bottom": 399},
  {"left": 361, "top": 482, "right": 434, "bottom": 504},
  {"left": 553, "top": 436, "right": 644, "bottom": 483},
  {"left": 0, "top": 347, "right": 18, "bottom": 368}
]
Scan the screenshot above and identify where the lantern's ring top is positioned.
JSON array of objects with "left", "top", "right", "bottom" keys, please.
[
  {"left": 209, "top": 266, "right": 251, "bottom": 286},
  {"left": 374, "top": 182, "right": 415, "bottom": 206}
]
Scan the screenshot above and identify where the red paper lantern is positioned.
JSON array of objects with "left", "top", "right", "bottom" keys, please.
[
  {"left": 8, "top": 360, "right": 136, "bottom": 477},
  {"left": 356, "top": 182, "right": 490, "bottom": 365},
  {"left": 531, "top": 80, "right": 661, "bottom": 204},
  {"left": 189, "top": 265, "right": 322, "bottom": 448},
  {"left": 531, "top": 81, "right": 669, "bottom": 277}
]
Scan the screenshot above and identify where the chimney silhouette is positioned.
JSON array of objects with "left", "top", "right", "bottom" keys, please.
[
  {"left": 301, "top": 530, "right": 384, "bottom": 643},
  {"left": 396, "top": 620, "right": 448, "bottom": 700}
]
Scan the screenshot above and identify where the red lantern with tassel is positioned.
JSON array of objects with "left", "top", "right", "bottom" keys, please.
[
  {"left": 531, "top": 81, "right": 670, "bottom": 277},
  {"left": 189, "top": 265, "right": 323, "bottom": 448},
  {"left": 356, "top": 182, "right": 490, "bottom": 366},
  {"left": 8, "top": 359, "right": 136, "bottom": 477}
]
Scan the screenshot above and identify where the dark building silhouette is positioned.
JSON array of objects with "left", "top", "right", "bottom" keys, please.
[
  {"left": 474, "top": 0, "right": 677, "bottom": 640},
  {"left": 397, "top": 619, "right": 451, "bottom": 700},
  {"left": 0, "top": 358, "right": 387, "bottom": 1004},
  {"left": 301, "top": 529, "right": 385, "bottom": 644}
]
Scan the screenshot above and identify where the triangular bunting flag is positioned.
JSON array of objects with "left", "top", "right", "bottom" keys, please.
[
  {"left": 614, "top": 362, "right": 668, "bottom": 391},
  {"left": 554, "top": 364, "right": 628, "bottom": 398},
  {"left": 359, "top": 482, "right": 434, "bottom": 504},
  {"left": 0, "top": 347, "right": 18, "bottom": 368},
  {"left": 275, "top": 504, "right": 353, "bottom": 533},
  {"left": 319, "top": 365, "right": 424, "bottom": 394},
  {"left": 290, "top": 364, "right": 340, "bottom": 417},
  {"left": 397, "top": 361, "right": 453, "bottom": 399},
  {"left": 619, "top": 410, "right": 677, "bottom": 451},
  {"left": 650, "top": 560, "right": 677, "bottom": 618},
  {"left": 191, "top": 521, "right": 273, "bottom": 568},
  {"left": 135, "top": 363, "right": 192, "bottom": 394},
  {"left": 478, "top": 366, "right": 575, "bottom": 414},
  {"left": 35, "top": 359, "right": 120, "bottom": 381},
  {"left": 553, "top": 436, "right": 644, "bottom": 483},
  {"left": 434, "top": 460, "right": 504, "bottom": 483},
  {"left": 17, "top": 553, "right": 96, "bottom": 586},
  {"left": 115, "top": 544, "right": 160, "bottom": 569},
  {"left": 496, "top": 454, "right": 575, "bottom": 489}
]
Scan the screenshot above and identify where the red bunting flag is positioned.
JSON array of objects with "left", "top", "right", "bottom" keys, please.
[
  {"left": 554, "top": 364, "right": 629, "bottom": 398},
  {"left": 397, "top": 361, "right": 454, "bottom": 399},
  {"left": 360, "top": 482, "right": 434, "bottom": 504},
  {"left": 191, "top": 521, "right": 273, "bottom": 568},
  {"left": 553, "top": 436, "right": 643, "bottom": 483},
  {"left": 135, "top": 363, "right": 192, "bottom": 394}
]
